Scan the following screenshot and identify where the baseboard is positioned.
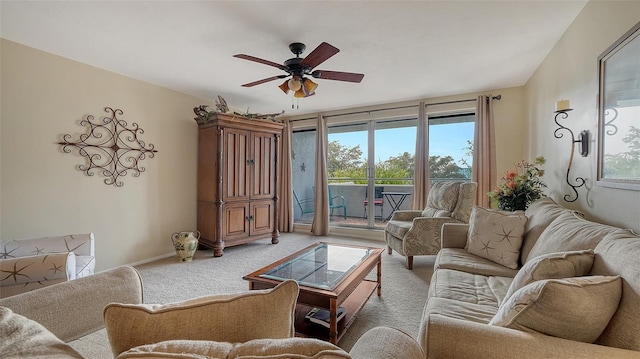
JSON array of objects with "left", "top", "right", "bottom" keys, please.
[{"left": 126, "top": 252, "right": 176, "bottom": 267}]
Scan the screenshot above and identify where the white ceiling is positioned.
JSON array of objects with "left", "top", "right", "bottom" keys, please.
[{"left": 0, "top": 1, "right": 587, "bottom": 116}]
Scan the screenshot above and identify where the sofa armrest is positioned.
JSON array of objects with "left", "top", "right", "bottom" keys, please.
[
  {"left": 0, "top": 233, "right": 95, "bottom": 278},
  {"left": 0, "top": 252, "right": 76, "bottom": 298},
  {"left": 349, "top": 327, "right": 423, "bottom": 359},
  {"left": 423, "top": 314, "right": 639, "bottom": 359},
  {"left": 440, "top": 223, "right": 469, "bottom": 249},
  {"left": 1, "top": 252, "right": 76, "bottom": 286},
  {"left": 0, "top": 265, "right": 143, "bottom": 343},
  {"left": 389, "top": 210, "right": 423, "bottom": 222}
]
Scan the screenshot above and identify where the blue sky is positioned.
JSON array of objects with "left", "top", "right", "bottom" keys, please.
[{"left": 328, "top": 122, "right": 474, "bottom": 166}]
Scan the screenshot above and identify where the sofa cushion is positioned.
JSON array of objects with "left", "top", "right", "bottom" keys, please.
[
  {"left": 524, "top": 211, "right": 618, "bottom": 264},
  {"left": 385, "top": 219, "right": 412, "bottom": 239},
  {"left": 489, "top": 276, "right": 622, "bottom": 343},
  {"left": 591, "top": 229, "right": 640, "bottom": 351},
  {"left": 117, "top": 338, "right": 350, "bottom": 359},
  {"left": 423, "top": 297, "right": 498, "bottom": 325},
  {"left": 104, "top": 280, "right": 299, "bottom": 356},
  {"left": 503, "top": 249, "right": 595, "bottom": 303},
  {"left": 435, "top": 248, "right": 518, "bottom": 277},
  {"left": 421, "top": 181, "right": 461, "bottom": 218},
  {"left": 520, "top": 197, "right": 579, "bottom": 264},
  {"left": 466, "top": 207, "right": 528, "bottom": 269},
  {"left": 429, "top": 268, "right": 510, "bottom": 307},
  {"left": 0, "top": 306, "right": 84, "bottom": 358}
]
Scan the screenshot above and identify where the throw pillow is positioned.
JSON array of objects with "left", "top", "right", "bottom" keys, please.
[
  {"left": 117, "top": 339, "right": 233, "bottom": 359},
  {"left": 0, "top": 306, "right": 84, "bottom": 358},
  {"left": 104, "top": 280, "right": 299, "bottom": 356},
  {"left": 465, "top": 207, "right": 528, "bottom": 269},
  {"left": 230, "top": 338, "right": 351, "bottom": 359},
  {"left": 117, "top": 338, "right": 351, "bottom": 359},
  {"left": 503, "top": 249, "right": 595, "bottom": 303},
  {"left": 489, "top": 276, "right": 622, "bottom": 343}
]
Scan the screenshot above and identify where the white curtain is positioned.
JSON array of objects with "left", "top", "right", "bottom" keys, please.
[
  {"left": 472, "top": 95, "right": 497, "bottom": 207},
  {"left": 412, "top": 101, "right": 430, "bottom": 210},
  {"left": 311, "top": 114, "right": 329, "bottom": 235}
]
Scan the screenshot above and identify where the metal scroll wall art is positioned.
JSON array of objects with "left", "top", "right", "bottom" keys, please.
[{"left": 58, "top": 107, "right": 158, "bottom": 187}]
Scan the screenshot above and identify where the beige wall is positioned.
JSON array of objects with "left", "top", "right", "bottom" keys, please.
[
  {"left": 1, "top": 39, "right": 213, "bottom": 271},
  {"left": 525, "top": 1, "right": 640, "bottom": 232}
]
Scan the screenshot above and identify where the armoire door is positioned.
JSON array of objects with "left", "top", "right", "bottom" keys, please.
[
  {"left": 223, "top": 128, "right": 251, "bottom": 202},
  {"left": 223, "top": 202, "right": 249, "bottom": 240},
  {"left": 251, "top": 132, "right": 276, "bottom": 200},
  {"left": 250, "top": 200, "right": 274, "bottom": 236}
]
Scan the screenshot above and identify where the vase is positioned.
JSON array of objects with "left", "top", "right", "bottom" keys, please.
[{"left": 171, "top": 231, "right": 200, "bottom": 262}]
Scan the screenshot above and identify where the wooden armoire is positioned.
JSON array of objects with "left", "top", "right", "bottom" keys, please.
[{"left": 196, "top": 113, "right": 284, "bottom": 257}]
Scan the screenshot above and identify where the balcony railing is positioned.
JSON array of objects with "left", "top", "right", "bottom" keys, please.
[{"left": 294, "top": 178, "right": 471, "bottom": 227}]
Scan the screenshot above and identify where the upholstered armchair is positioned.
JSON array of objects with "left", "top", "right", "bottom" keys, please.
[
  {"left": 385, "top": 181, "right": 477, "bottom": 269},
  {"left": 0, "top": 233, "right": 95, "bottom": 298}
]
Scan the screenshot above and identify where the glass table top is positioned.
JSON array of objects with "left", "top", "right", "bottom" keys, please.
[{"left": 258, "top": 243, "right": 374, "bottom": 290}]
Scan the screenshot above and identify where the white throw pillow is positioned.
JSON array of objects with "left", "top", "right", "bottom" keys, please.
[
  {"left": 466, "top": 207, "right": 528, "bottom": 269},
  {"left": 503, "top": 249, "right": 595, "bottom": 303},
  {"left": 490, "top": 276, "right": 622, "bottom": 343}
]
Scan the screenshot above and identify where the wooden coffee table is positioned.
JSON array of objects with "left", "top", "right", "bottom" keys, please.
[{"left": 243, "top": 242, "right": 383, "bottom": 344}]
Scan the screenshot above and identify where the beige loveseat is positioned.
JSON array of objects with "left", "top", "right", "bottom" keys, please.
[
  {"left": 419, "top": 197, "right": 640, "bottom": 358},
  {"left": 0, "top": 265, "right": 423, "bottom": 359}
]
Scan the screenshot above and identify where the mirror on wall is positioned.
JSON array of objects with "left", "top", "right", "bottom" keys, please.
[{"left": 597, "top": 21, "right": 640, "bottom": 190}]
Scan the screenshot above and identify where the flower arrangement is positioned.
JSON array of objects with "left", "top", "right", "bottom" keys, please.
[{"left": 489, "top": 157, "right": 547, "bottom": 211}]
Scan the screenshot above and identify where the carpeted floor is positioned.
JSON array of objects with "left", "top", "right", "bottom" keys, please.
[{"left": 135, "top": 232, "right": 434, "bottom": 352}]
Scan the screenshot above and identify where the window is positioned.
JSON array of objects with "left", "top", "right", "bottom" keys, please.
[{"left": 291, "top": 110, "right": 475, "bottom": 229}]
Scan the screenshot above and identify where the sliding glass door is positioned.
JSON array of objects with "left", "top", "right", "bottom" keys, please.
[
  {"left": 327, "top": 123, "right": 368, "bottom": 227},
  {"left": 291, "top": 129, "right": 316, "bottom": 224},
  {"left": 326, "top": 119, "right": 417, "bottom": 229},
  {"left": 292, "top": 111, "right": 475, "bottom": 229}
]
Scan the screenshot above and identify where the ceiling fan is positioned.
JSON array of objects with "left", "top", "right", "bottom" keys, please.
[{"left": 234, "top": 42, "right": 365, "bottom": 98}]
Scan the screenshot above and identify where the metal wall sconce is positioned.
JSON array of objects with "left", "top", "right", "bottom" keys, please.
[{"left": 554, "top": 100, "right": 588, "bottom": 202}]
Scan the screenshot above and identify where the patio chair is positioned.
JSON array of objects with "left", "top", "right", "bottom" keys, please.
[
  {"left": 363, "top": 186, "right": 384, "bottom": 219},
  {"left": 328, "top": 187, "right": 347, "bottom": 219},
  {"left": 293, "top": 191, "right": 314, "bottom": 217},
  {"left": 385, "top": 181, "right": 477, "bottom": 269}
]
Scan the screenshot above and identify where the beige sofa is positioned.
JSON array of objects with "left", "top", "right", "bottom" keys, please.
[
  {"left": 0, "top": 265, "right": 423, "bottom": 359},
  {"left": 419, "top": 197, "right": 640, "bottom": 358}
]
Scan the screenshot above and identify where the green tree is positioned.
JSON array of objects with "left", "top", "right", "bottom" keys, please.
[
  {"left": 327, "top": 140, "right": 364, "bottom": 175},
  {"left": 327, "top": 141, "right": 468, "bottom": 184},
  {"left": 603, "top": 126, "right": 640, "bottom": 178},
  {"left": 429, "top": 155, "right": 466, "bottom": 179}
]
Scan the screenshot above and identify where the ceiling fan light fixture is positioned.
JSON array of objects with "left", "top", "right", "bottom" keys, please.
[
  {"left": 288, "top": 76, "right": 302, "bottom": 92},
  {"left": 278, "top": 80, "right": 290, "bottom": 94},
  {"left": 302, "top": 78, "right": 318, "bottom": 95}
]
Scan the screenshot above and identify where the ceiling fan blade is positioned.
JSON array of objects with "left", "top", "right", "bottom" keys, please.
[
  {"left": 241, "top": 75, "right": 287, "bottom": 87},
  {"left": 234, "top": 54, "right": 289, "bottom": 72},
  {"left": 311, "top": 70, "right": 364, "bottom": 83},
  {"left": 300, "top": 42, "right": 340, "bottom": 69}
]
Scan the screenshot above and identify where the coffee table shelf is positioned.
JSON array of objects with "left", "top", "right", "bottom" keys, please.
[
  {"left": 294, "top": 278, "right": 378, "bottom": 343},
  {"left": 243, "top": 242, "right": 383, "bottom": 344}
]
